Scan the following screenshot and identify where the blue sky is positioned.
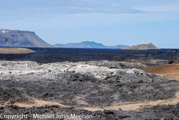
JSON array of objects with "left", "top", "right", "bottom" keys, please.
[{"left": 0, "top": 0, "right": 179, "bottom": 48}]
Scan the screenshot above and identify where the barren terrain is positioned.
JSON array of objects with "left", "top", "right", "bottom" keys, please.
[
  {"left": 0, "top": 49, "right": 179, "bottom": 120},
  {"left": 0, "top": 48, "right": 35, "bottom": 54}
]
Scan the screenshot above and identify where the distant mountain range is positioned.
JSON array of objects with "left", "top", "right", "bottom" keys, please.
[
  {"left": 0, "top": 29, "right": 126, "bottom": 49},
  {"left": 0, "top": 29, "right": 51, "bottom": 47},
  {"left": 0, "top": 29, "right": 158, "bottom": 50},
  {"left": 54, "top": 41, "right": 126, "bottom": 49}
]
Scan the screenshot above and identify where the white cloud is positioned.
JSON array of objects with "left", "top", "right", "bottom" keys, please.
[
  {"left": 136, "top": 4, "right": 179, "bottom": 13},
  {"left": 1, "top": 0, "right": 179, "bottom": 16},
  {"left": 46, "top": 0, "right": 179, "bottom": 14},
  {"left": 0, "top": 0, "right": 179, "bottom": 27}
]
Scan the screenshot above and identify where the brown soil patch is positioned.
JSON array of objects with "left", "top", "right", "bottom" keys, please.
[
  {"left": 1, "top": 97, "right": 71, "bottom": 108},
  {"left": 129, "top": 61, "right": 141, "bottom": 65},
  {"left": 0, "top": 48, "right": 35, "bottom": 54},
  {"left": 77, "top": 92, "right": 179, "bottom": 111},
  {"left": 167, "top": 75, "right": 179, "bottom": 81},
  {"left": 119, "top": 61, "right": 142, "bottom": 65},
  {"left": 142, "top": 64, "right": 179, "bottom": 76},
  {"left": 1, "top": 93, "right": 179, "bottom": 112}
]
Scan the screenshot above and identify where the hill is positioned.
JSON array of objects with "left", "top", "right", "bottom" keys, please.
[
  {"left": 123, "top": 43, "right": 158, "bottom": 50},
  {"left": 0, "top": 29, "right": 51, "bottom": 47}
]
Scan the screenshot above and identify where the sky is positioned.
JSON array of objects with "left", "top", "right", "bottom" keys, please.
[{"left": 0, "top": 0, "right": 179, "bottom": 48}]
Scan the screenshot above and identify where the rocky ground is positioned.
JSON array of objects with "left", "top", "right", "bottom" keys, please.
[{"left": 0, "top": 55, "right": 179, "bottom": 120}]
